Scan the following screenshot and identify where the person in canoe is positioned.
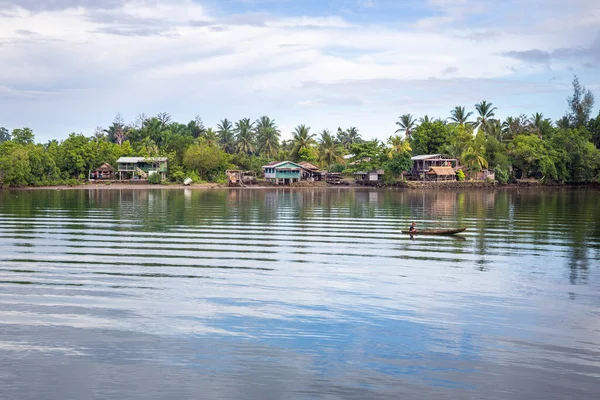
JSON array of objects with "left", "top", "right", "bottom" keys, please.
[{"left": 409, "top": 222, "right": 417, "bottom": 232}]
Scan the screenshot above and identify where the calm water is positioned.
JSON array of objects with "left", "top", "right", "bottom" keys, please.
[{"left": 0, "top": 188, "right": 599, "bottom": 400}]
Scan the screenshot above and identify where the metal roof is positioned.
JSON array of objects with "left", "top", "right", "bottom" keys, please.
[
  {"left": 261, "top": 161, "right": 303, "bottom": 169},
  {"left": 116, "top": 157, "right": 167, "bottom": 163},
  {"left": 411, "top": 154, "right": 441, "bottom": 161}
]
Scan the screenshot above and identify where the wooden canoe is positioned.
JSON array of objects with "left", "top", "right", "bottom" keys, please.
[{"left": 401, "top": 227, "right": 466, "bottom": 235}]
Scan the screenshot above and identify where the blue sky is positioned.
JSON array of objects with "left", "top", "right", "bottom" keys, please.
[{"left": 0, "top": 0, "right": 599, "bottom": 142}]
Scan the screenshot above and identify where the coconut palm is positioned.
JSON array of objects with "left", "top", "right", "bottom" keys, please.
[
  {"left": 475, "top": 101, "right": 497, "bottom": 134},
  {"left": 386, "top": 135, "right": 412, "bottom": 158},
  {"left": 345, "top": 127, "right": 362, "bottom": 145},
  {"left": 444, "top": 142, "right": 468, "bottom": 160},
  {"left": 319, "top": 130, "right": 345, "bottom": 171},
  {"left": 217, "top": 118, "right": 235, "bottom": 154},
  {"left": 527, "top": 112, "right": 550, "bottom": 139},
  {"left": 501, "top": 115, "right": 527, "bottom": 141},
  {"left": 419, "top": 115, "right": 434, "bottom": 124},
  {"left": 234, "top": 118, "right": 255, "bottom": 155},
  {"left": 204, "top": 128, "right": 218, "bottom": 147},
  {"left": 556, "top": 115, "right": 570, "bottom": 130},
  {"left": 291, "top": 124, "right": 316, "bottom": 160},
  {"left": 449, "top": 106, "right": 474, "bottom": 126},
  {"left": 462, "top": 145, "right": 488, "bottom": 176},
  {"left": 141, "top": 137, "right": 159, "bottom": 158},
  {"left": 395, "top": 113, "right": 417, "bottom": 139},
  {"left": 487, "top": 119, "right": 503, "bottom": 142},
  {"left": 255, "top": 116, "right": 280, "bottom": 158}
]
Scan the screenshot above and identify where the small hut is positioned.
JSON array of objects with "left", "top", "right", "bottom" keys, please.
[
  {"left": 91, "top": 163, "right": 114, "bottom": 180},
  {"left": 299, "top": 162, "right": 326, "bottom": 181},
  {"left": 354, "top": 170, "right": 384, "bottom": 184},
  {"left": 326, "top": 172, "right": 342, "bottom": 184},
  {"left": 426, "top": 166, "right": 456, "bottom": 181}
]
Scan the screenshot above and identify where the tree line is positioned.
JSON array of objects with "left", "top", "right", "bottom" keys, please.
[{"left": 1, "top": 76, "right": 599, "bottom": 187}]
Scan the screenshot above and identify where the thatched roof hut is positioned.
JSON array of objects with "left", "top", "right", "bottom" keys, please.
[{"left": 426, "top": 166, "right": 456, "bottom": 181}]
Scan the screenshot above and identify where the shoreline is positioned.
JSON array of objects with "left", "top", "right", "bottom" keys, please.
[{"left": 3, "top": 181, "right": 599, "bottom": 191}]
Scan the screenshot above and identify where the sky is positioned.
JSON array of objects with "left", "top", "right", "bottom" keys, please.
[{"left": 0, "top": 0, "right": 599, "bottom": 143}]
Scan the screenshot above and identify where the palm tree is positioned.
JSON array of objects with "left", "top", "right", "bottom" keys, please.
[
  {"left": 487, "top": 119, "right": 503, "bottom": 142},
  {"left": 419, "top": 115, "right": 434, "bottom": 124},
  {"left": 444, "top": 142, "right": 468, "bottom": 160},
  {"left": 556, "top": 115, "right": 570, "bottom": 130},
  {"left": 255, "top": 116, "right": 280, "bottom": 158},
  {"left": 204, "top": 128, "right": 218, "bottom": 147},
  {"left": 462, "top": 145, "right": 488, "bottom": 177},
  {"left": 141, "top": 137, "right": 159, "bottom": 158},
  {"left": 501, "top": 115, "right": 527, "bottom": 141},
  {"left": 291, "top": 124, "right": 316, "bottom": 160},
  {"left": 475, "top": 101, "right": 497, "bottom": 134},
  {"left": 319, "top": 130, "right": 345, "bottom": 171},
  {"left": 217, "top": 118, "right": 235, "bottom": 154},
  {"left": 386, "top": 135, "right": 411, "bottom": 158},
  {"left": 395, "top": 113, "right": 417, "bottom": 139},
  {"left": 527, "top": 112, "right": 550, "bottom": 139},
  {"left": 345, "top": 127, "right": 362, "bottom": 146},
  {"left": 449, "top": 106, "right": 474, "bottom": 126},
  {"left": 234, "top": 118, "right": 255, "bottom": 155}
]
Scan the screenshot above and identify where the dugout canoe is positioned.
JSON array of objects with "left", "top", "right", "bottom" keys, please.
[{"left": 401, "top": 227, "right": 467, "bottom": 235}]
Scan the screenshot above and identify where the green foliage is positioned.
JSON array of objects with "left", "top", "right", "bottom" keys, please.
[
  {"left": 297, "top": 146, "right": 319, "bottom": 163},
  {"left": 567, "top": 75, "right": 595, "bottom": 128},
  {"left": 347, "top": 140, "right": 386, "bottom": 172},
  {"left": 11, "top": 127, "right": 35, "bottom": 145},
  {"left": 0, "top": 142, "right": 31, "bottom": 186},
  {"left": 148, "top": 172, "right": 162, "bottom": 184},
  {"left": 2, "top": 79, "right": 598, "bottom": 187},
  {"left": 494, "top": 166, "right": 509, "bottom": 184},
  {"left": 549, "top": 128, "right": 600, "bottom": 183},
  {"left": 456, "top": 169, "right": 465, "bottom": 181},
  {"left": 229, "top": 153, "right": 268, "bottom": 175},
  {"left": 509, "top": 134, "right": 558, "bottom": 180},
  {"left": 384, "top": 152, "right": 412, "bottom": 176},
  {"left": 411, "top": 120, "right": 452, "bottom": 155},
  {"left": 183, "top": 141, "right": 232, "bottom": 181},
  {"left": 0, "top": 127, "right": 10, "bottom": 143},
  {"left": 588, "top": 111, "right": 600, "bottom": 148}
]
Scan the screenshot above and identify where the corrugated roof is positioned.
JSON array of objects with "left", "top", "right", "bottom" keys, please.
[
  {"left": 116, "top": 157, "right": 167, "bottom": 163},
  {"left": 427, "top": 166, "right": 456, "bottom": 175},
  {"left": 261, "top": 161, "right": 303, "bottom": 169},
  {"left": 299, "top": 162, "right": 320, "bottom": 170},
  {"left": 411, "top": 154, "right": 441, "bottom": 161}
]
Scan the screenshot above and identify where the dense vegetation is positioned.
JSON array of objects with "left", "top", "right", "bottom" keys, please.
[{"left": 1, "top": 76, "right": 599, "bottom": 187}]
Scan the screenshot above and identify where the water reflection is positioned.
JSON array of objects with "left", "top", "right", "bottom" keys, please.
[{"left": 0, "top": 187, "right": 599, "bottom": 399}]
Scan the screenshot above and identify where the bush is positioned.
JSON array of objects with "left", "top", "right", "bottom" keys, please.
[
  {"left": 105, "top": 181, "right": 111, "bottom": 185},
  {"left": 171, "top": 170, "right": 185, "bottom": 183},
  {"left": 148, "top": 173, "right": 162, "bottom": 184},
  {"left": 186, "top": 171, "right": 202, "bottom": 183},
  {"left": 456, "top": 169, "right": 465, "bottom": 181},
  {"left": 494, "top": 166, "right": 509, "bottom": 185}
]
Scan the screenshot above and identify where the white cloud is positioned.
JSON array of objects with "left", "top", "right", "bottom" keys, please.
[{"left": 0, "top": 0, "right": 598, "bottom": 140}]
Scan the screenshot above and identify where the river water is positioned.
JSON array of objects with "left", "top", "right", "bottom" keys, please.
[{"left": 0, "top": 188, "right": 599, "bottom": 399}]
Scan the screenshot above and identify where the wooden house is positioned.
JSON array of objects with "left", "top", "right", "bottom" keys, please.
[
  {"left": 262, "top": 161, "right": 303, "bottom": 185},
  {"left": 354, "top": 170, "right": 384, "bottom": 184},
  {"left": 298, "top": 162, "right": 326, "bottom": 181},
  {"left": 326, "top": 172, "right": 342, "bottom": 184},
  {"left": 90, "top": 163, "right": 114, "bottom": 180},
  {"left": 117, "top": 157, "right": 168, "bottom": 181},
  {"left": 426, "top": 166, "right": 457, "bottom": 181},
  {"left": 410, "top": 154, "right": 458, "bottom": 180}
]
